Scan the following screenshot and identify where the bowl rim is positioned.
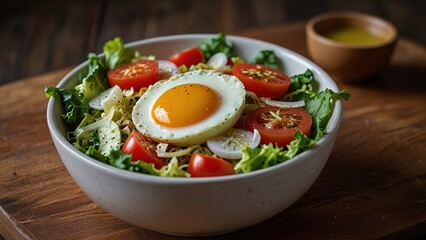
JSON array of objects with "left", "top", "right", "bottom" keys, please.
[
  {"left": 306, "top": 11, "right": 398, "bottom": 49},
  {"left": 47, "top": 33, "right": 343, "bottom": 185}
]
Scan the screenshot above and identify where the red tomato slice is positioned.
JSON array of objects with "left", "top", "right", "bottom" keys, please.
[
  {"left": 231, "top": 63, "right": 291, "bottom": 99},
  {"left": 168, "top": 46, "right": 205, "bottom": 67},
  {"left": 245, "top": 107, "right": 312, "bottom": 147},
  {"left": 122, "top": 131, "right": 164, "bottom": 169},
  {"left": 188, "top": 153, "right": 235, "bottom": 177},
  {"left": 107, "top": 60, "right": 159, "bottom": 91}
]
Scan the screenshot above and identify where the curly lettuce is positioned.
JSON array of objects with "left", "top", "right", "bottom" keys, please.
[
  {"left": 103, "top": 37, "right": 137, "bottom": 69},
  {"left": 288, "top": 69, "right": 315, "bottom": 93},
  {"left": 299, "top": 88, "right": 350, "bottom": 140},
  {"left": 44, "top": 87, "right": 91, "bottom": 129},
  {"left": 75, "top": 53, "right": 109, "bottom": 103},
  {"left": 250, "top": 50, "right": 280, "bottom": 69},
  {"left": 199, "top": 32, "right": 235, "bottom": 59},
  {"left": 285, "top": 69, "right": 350, "bottom": 140},
  {"left": 235, "top": 131, "right": 317, "bottom": 173}
]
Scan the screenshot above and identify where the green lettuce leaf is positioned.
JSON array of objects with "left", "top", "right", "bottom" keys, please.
[
  {"left": 103, "top": 37, "right": 136, "bottom": 69},
  {"left": 199, "top": 32, "right": 235, "bottom": 59},
  {"left": 156, "top": 157, "right": 190, "bottom": 177},
  {"left": 287, "top": 69, "right": 350, "bottom": 140},
  {"left": 299, "top": 89, "right": 350, "bottom": 140},
  {"left": 75, "top": 53, "right": 109, "bottom": 103},
  {"left": 289, "top": 69, "right": 314, "bottom": 93},
  {"left": 285, "top": 131, "right": 317, "bottom": 158},
  {"left": 235, "top": 131, "right": 318, "bottom": 174},
  {"left": 44, "top": 86, "right": 91, "bottom": 129},
  {"left": 282, "top": 69, "right": 316, "bottom": 102},
  {"left": 250, "top": 50, "right": 280, "bottom": 69},
  {"left": 107, "top": 149, "right": 160, "bottom": 175}
]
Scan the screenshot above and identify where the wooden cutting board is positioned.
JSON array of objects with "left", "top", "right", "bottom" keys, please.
[{"left": 1, "top": 22, "right": 426, "bottom": 240}]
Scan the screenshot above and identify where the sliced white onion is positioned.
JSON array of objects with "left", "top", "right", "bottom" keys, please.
[
  {"left": 89, "top": 85, "right": 123, "bottom": 113},
  {"left": 207, "top": 52, "right": 228, "bottom": 72},
  {"left": 249, "top": 129, "right": 261, "bottom": 149},
  {"left": 246, "top": 91, "right": 304, "bottom": 108},
  {"left": 157, "top": 60, "right": 178, "bottom": 80},
  {"left": 207, "top": 128, "right": 260, "bottom": 159},
  {"left": 262, "top": 97, "right": 305, "bottom": 108}
]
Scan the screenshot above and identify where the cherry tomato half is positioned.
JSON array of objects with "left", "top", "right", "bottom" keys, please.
[
  {"left": 231, "top": 63, "right": 291, "bottom": 99},
  {"left": 188, "top": 153, "right": 235, "bottom": 177},
  {"left": 122, "top": 131, "right": 164, "bottom": 169},
  {"left": 245, "top": 107, "right": 312, "bottom": 147},
  {"left": 168, "top": 46, "right": 205, "bottom": 67},
  {"left": 107, "top": 60, "right": 159, "bottom": 91}
]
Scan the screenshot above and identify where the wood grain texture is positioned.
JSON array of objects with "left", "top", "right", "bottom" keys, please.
[
  {"left": 1, "top": 0, "right": 426, "bottom": 85},
  {"left": 1, "top": 22, "right": 425, "bottom": 240}
]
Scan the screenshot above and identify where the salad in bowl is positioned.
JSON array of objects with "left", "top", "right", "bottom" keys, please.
[{"left": 46, "top": 33, "right": 349, "bottom": 178}]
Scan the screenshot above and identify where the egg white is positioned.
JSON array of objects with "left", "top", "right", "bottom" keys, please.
[{"left": 132, "top": 70, "right": 245, "bottom": 146}]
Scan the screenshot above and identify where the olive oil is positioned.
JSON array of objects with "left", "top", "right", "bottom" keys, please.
[{"left": 323, "top": 26, "right": 384, "bottom": 45}]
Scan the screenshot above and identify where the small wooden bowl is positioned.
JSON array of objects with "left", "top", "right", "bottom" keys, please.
[{"left": 306, "top": 12, "right": 398, "bottom": 83}]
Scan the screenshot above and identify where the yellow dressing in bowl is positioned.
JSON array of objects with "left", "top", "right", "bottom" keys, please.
[{"left": 323, "top": 26, "right": 384, "bottom": 45}]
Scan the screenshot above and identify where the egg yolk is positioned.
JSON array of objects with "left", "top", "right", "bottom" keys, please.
[{"left": 152, "top": 83, "right": 221, "bottom": 128}]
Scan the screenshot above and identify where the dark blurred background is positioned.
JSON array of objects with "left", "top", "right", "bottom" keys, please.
[{"left": 1, "top": 0, "right": 425, "bottom": 85}]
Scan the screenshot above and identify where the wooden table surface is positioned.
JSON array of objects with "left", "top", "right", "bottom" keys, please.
[{"left": 1, "top": 22, "right": 426, "bottom": 240}]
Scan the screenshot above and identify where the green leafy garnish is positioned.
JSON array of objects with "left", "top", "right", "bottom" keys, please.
[
  {"left": 250, "top": 50, "right": 280, "bottom": 69},
  {"left": 75, "top": 53, "right": 109, "bottom": 103},
  {"left": 300, "top": 89, "right": 350, "bottom": 140},
  {"left": 286, "top": 69, "right": 350, "bottom": 139},
  {"left": 44, "top": 87, "right": 91, "bottom": 129},
  {"left": 108, "top": 149, "right": 160, "bottom": 175},
  {"left": 289, "top": 69, "right": 314, "bottom": 93},
  {"left": 235, "top": 131, "right": 317, "bottom": 173},
  {"left": 103, "top": 37, "right": 136, "bottom": 69},
  {"left": 199, "top": 32, "right": 235, "bottom": 59}
]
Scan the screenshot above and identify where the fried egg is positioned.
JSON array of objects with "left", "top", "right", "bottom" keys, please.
[{"left": 132, "top": 70, "right": 245, "bottom": 146}]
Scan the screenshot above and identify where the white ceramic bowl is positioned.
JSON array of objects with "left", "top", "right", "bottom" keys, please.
[{"left": 47, "top": 34, "right": 342, "bottom": 236}]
